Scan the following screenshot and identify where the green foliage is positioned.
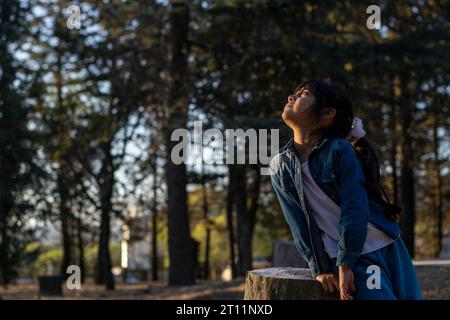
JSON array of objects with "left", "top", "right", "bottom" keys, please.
[
  {"left": 17, "top": 242, "right": 123, "bottom": 279},
  {"left": 32, "top": 248, "right": 63, "bottom": 277}
]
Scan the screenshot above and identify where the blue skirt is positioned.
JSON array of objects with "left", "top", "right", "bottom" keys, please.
[{"left": 330, "top": 236, "right": 423, "bottom": 300}]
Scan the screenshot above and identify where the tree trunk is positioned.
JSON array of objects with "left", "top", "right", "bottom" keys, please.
[
  {"left": 96, "top": 192, "right": 114, "bottom": 290},
  {"left": 0, "top": 219, "right": 9, "bottom": 286},
  {"left": 248, "top": 168, "right": 261, "bottom": 239},
  {"left": 0, "top": 201, "right": 12, "bottom": 286},
  {"left": 400, "top": 159, "right": 416, "bottom": 257},
  {"left": 396, "top": 75, "right": 416, "bottom": 257},
  {"left": 400, "top": 159, "right": 415, "bottom": 256},
  {"left": 226, "top": 166, "right": 238, "bottom": 279},
  {"left": 433, "top": 114, "right": 443, "bottom": 256},
  {"left": 165, "top": 0, "right": 195, "bottom": 286},
  {"left": 201, "top": 160, "right": 210, "bottom": 280},
  {"left": 76, "top": 215, "right": 85, "bottom": 283},
  {"left": 151, "top": 157, "right": 158, "bottom": 281},
  {"left": 95, "top": 148, "right": 115, "bottom": 290},
  {"left": 165, "top": 130, "right": 195, "bottom": 285},
  {"left": 390, "top": 103, "right": 399, "bottom": 204},
  {"left": 55, "top": 51, "right": 74, "bottom": 280},
  {"left": 58, "top": 170, "right": 73, "bottom": 280},
  {"left": 235, "top": 165, "right": 253, "bottom": 276},
  {"left": 244, "top": 268, "right": 338, "bottom": 300}
]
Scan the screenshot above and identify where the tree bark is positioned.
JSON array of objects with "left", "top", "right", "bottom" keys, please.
[
  {"left": 55, "top": 51, "right": 74, "bottom": 280},
  {"left": 399, "top": 145, "right": 416, "bottom": 258},
  {"left": 58, "top": 170, "right": 73, "bottom": 280},
  {"left": 95, "top": 146, "right": 115, "bottom": 290},
  {"left": 151, "top": 156, "right": 158, "bottom": 281},
  {"left": 433, "top": 114, "right": 443, "bottom": 256},
  {"left": 165, "top": 0, "right": 195, "bottom": 286},
  {"left": 248, "top": 168, "right": 261, "bottom": 239},
  {"left": 390, "top": 102, "right": 399, "bottom": 204},
  {"left": 235, "top": 165, "right": 253, "bottom": 276},
  {"left": 0, "top": 199, "right": 12, "bottom": 286},
  {"left": 201, "top": 161, "right": 211, "bottom": 280},
  {"left": 165, "top": 131, "right": 195, "bottom": 285},
  {"left": 244, "top": 267, "right": 338, "bottom": 300},
  {"left": 76, "top": 215, "right": 85, "bottom": 283},
  {"left": 226, "top": 166, "right": 238, "bottom": 279},
  {"left": 396, "top": 75, "right": 416, "bottom": 257}
]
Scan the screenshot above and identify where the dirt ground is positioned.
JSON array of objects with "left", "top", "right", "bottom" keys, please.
[
  {"left": 0, "top": 265, "right": 448, "bottom": 300},
  {"left": 0, "top": 278, "right": 246, "bottom": 300},
  {"left": 415, "top": 265, "right": 450, "bottom": 300}
]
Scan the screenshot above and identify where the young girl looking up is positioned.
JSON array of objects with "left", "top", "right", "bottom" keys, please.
[{"left": 270, "top": 79, "right": 422, "bottom": 300}]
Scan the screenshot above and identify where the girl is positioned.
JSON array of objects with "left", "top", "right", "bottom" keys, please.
[{"left": 270, "top": 79, "right": 422, "bottom": 300}]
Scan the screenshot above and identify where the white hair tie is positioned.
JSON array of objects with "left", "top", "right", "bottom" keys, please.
[{"left": 346, "top": 117, "right": 366, "bottom": 141}]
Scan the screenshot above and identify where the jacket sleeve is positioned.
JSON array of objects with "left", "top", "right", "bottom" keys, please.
[
  {"left": 335, "top": 140, "right": 369, "bottom": 267},
  {"left": 270, "top": 168, "right": 311, "bottom": 266},
  {"left": 270, "top": 155, "right": 330, "bottom": 277}
]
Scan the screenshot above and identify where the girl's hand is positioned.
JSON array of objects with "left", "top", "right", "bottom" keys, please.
[
  {"left": 315, "top": 273, "right": 339, "bottom": 294},
  {"left": 338, "top": 265, "right": 356, "bottom": 300}
]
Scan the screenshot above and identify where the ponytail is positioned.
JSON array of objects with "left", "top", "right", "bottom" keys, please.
[{"left": 352, "top": 138, "right": 401, "bottom": 222}]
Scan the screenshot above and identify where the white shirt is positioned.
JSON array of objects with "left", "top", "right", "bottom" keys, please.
[{"left": 300, "top": 160, "right": 394, "bottom": 259}]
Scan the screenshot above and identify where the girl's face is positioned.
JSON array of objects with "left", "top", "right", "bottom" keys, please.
[{"left": 282, "top": 87, "right": 317, "bottom": 128}]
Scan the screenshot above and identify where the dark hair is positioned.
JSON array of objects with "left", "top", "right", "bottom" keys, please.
[{"left": 294, "top": 79, "right": 401, "bottom": 221}]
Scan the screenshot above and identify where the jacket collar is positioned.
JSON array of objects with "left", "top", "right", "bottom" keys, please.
[{"left": 282, "top": 135, "right": 330, "bottom": 155}]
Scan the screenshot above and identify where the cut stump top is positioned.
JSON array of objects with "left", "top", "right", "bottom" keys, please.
[{"left": 248, "top": 267, "right": 313, "bottom": 280}]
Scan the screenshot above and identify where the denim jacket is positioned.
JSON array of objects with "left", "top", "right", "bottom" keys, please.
[{"left": 270, "top": 136, "right": 401, "bottom": 278}]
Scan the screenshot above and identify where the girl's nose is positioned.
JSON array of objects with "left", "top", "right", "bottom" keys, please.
[{"left": 288, "top": 95, "right": 297, "bottom": 103}]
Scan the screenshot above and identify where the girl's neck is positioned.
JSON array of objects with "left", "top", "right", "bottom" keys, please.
[{"left": 292, "top": 127, "right": 322, "bottom": 162}]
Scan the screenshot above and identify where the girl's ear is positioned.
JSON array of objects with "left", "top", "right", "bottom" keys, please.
[{"left": 322, "top": 107, "right": 336, "bottom": 118}]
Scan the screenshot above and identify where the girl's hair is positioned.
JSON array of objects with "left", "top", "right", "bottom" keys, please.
[{"left": 294, "top": 79, "right": 401, "bottom": 221}]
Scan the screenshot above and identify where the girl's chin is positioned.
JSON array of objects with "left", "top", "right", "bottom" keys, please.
[
  {"left": 282, "top": 113, "right": 308, "bottom": 128},
  {"left": 282, "top": 107, "right": 293, "bottom": 116},
  {"left": 282, "top": 112, "right": 295, "bottom": 126}
]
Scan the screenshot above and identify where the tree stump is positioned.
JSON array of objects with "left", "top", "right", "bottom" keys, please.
[{"left": 244, "top": 267, "right": 339, "bottom": 300}]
